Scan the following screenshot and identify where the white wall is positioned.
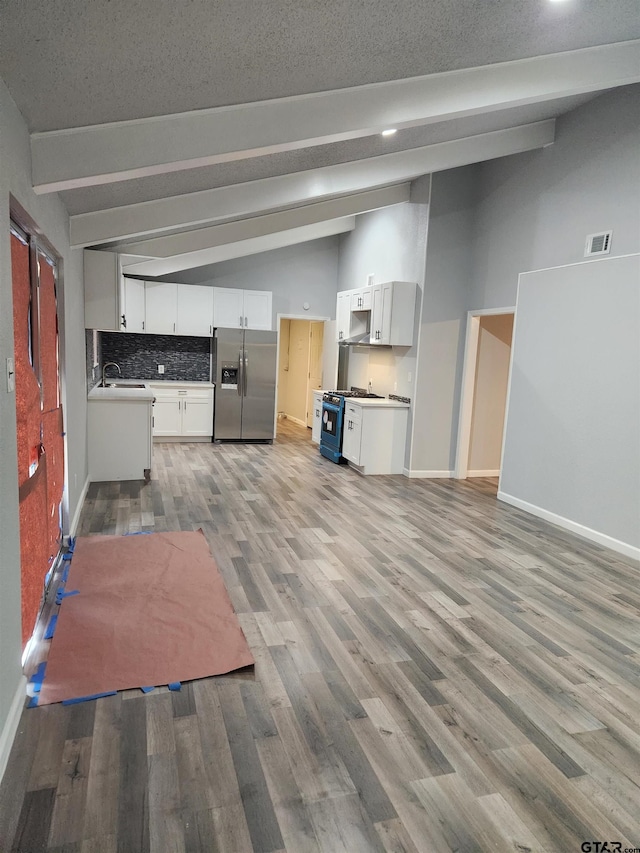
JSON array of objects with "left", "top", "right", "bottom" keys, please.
[
  {"left": 280, "top": 319, "right": 310, "bottom": 424},
  {"left": 168, "top": 237, "right": 340, "bottom": 324},
  {"left": 468, "top": 314, "right": 513, "bottom": 473},
  {"left": 500, "top": 255, "right": 640, "bottom": 556},
  {"left": 337, "top": 183, "right": 430, "bottom": 459},
  {"left": 0, "top": 79, "right": 87, "bottom": 761},
  {"left": 471, "top": 85, "right": 640, "bottom": 309}
]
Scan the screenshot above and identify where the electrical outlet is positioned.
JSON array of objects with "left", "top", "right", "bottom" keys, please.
[{"left": 158, "top": 364, "right": 165, "bottom": 374}]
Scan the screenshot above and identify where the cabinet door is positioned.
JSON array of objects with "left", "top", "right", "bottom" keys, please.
[
  {"left": 84, "top": 249, "right": 121, "bottom": 330},
  {"left": 336, "top": 291, "right": 352, "bottom": 342},
  {"left": 243, "top": 290, "right": 272, "bottom": 330},
  {"left": 181, "top": 394, "right": 214, "bottom": 436},
  {"left": 177, "top": 284, "right": 214, "bottom": 337},
  {"left": 145, "top": 282, "right": 178, "bottom": 334},
  {"left": 122, "top": 277, "right": 146, "bottom": 333},
  {"left": 370, "top": 283, "right": 393, "bottom": 345},
  {"left": 350, "top": 288, "right": 372, "bottom": 311},
  {"left": 311, "top": 392, "right": 323, "bottom": 444},
  {"left": 341, "top": 404, "right": 362, "bottom": 463},
  {"left": 152, "top": 397, "right": 182, "bottom": 436},
  {"left": 213, "top": 287, "right": 244, "bottom": 329}
]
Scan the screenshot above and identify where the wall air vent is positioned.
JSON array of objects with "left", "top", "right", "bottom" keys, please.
[{"left": 584, "top": 230, "right": 612, "bottom": 257}]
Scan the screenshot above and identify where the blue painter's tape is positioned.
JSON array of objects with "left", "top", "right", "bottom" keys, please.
[
  {"left": 168, "top": 682, "right": 181, "bottom": 691},
  {"left": 43, "top": 614, "right": 58, "bottom": 640},
  {"left": 27, "top": 696, "right": 39, "bottom": 708},
  {"left": 140, "top": 686, "right": 155, "bottom": 694},
  {"left": 62, "top": 553, "right": 73, "bottom": 561},
  {"left": 123, "top": 531, "right": 153, "bottom": 536},
  {"left": 68, "top": 537, "right": 76, "bottom": 551},
  {"left": 62, "top": 691, "right": 118, "bottom": 705},
  {"left": 30, "top": 661, "right": 47, "bottom": 693},
  {"left": 56, "top": 589, "right": 79, "bottom": 601}
]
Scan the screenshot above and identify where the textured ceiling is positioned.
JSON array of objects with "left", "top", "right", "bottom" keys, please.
[
  {"left": 1, "top": 1, "right": 637, "bottom": 271},
  {"left": 59, "top": 93, "right": 597, "bottom": 216},
  {"left": 1, "top": 0, "right": 638, "bottom": 132}
]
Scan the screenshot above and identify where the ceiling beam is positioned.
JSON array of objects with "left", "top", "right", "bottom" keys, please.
[
  {"left": 121, "top": 217, "right": 356, "bottom": 277},
  {"left": 32, "top": 41, "right": 638, "bottom": 194},
  {"left": 117, "top": 185, "right": 410, "bottom": 257},
  {"left": 71, "top": 120, "right": 555, "bottom": 247}
]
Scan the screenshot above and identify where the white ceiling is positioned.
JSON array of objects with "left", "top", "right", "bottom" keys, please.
[{"left": 1, "top": 1, "right": 638, "bottom": 278}]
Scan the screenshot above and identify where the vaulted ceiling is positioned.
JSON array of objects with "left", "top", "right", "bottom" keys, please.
[{"left": 1, "top": 1, "right": 638, "bottom": 278}]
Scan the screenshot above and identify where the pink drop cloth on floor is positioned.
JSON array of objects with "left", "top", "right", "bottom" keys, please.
[{"left": 37, "top": 530, "right": 254, "bottom": 705}]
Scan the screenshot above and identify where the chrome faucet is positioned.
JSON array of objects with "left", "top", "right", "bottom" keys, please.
[{"left": 102, "top": 361, "right": 121, "bottom": 386}]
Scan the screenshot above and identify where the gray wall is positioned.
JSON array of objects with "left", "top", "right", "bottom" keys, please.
[
  {"left": 167, "top": 237, "right": 341, "bottom": 323},
  {"left": 410, "top": 166, "right": 477, "bottom": 473},
  {"left": 337, "top": 182, "right": 430, "bottom": 459},
  {"left": 471, "top": 84, "right": 640, "bottom": 309},
  {"left": 501, "top": 255, "right": 640, "bottom": 551},
  {"left": 0, "top": 79, "right": 87, "bottom": 744}
]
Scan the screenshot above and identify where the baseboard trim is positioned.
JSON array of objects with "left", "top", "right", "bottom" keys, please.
[
  {"left": 497, "top": 491, "right": 640, "bottom": 561},
  {"left": 282, "top": 415, "right": 307, "bottom": 428},
  {"left": 403, "top": 469, "right": 454, "bottom": 479},
  {"left": 68, "top": 475, "right": 90, "bottom": 540},
  {"left": 467, "top": 469, "right": 500, "bottom": 478},
  {"left": 0, "top": 676, "right": 26, "bottom": 786}
]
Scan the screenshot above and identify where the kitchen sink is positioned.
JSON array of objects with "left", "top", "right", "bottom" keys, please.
[{"left": 100, "top": 382, "right": 147, "bottom": 388}]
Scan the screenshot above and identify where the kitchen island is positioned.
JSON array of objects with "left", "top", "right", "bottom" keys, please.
[{"left": 87, "top": 382, "right": 155, "bottom": 481}]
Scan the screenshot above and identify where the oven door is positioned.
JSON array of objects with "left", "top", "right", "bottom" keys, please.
[{"left": 320, "top": 400, "right": 343, "bottom": 451}]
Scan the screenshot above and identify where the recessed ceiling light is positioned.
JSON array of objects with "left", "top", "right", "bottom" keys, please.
[{"left": 381, "top": 128, "right": 397, "bottom": 137}]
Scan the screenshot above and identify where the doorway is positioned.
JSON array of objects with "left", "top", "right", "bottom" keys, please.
[
  {"left": 276, "top": 317, "right": 328, "bottom": 432},
  {"left": 455, "top": 308, "right": 515, "bottom": 480}
]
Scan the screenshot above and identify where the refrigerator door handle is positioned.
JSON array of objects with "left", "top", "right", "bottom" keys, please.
[
  {"left": 244, "top": 352, "right": 249, "bottom": 396},
  {"left": 238, "top": 351, "right": 244, "bottom": 397}
]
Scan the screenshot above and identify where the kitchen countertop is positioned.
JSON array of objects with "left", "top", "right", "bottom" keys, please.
[
  {"left": 344, "top": 397, "right": 410, "bottom": 408},
  {"left": 89, "top": 382, "right": 155, "bottom": 401},
  {"left": 89, "top": 379, "right": 215, "bottom": 401}
]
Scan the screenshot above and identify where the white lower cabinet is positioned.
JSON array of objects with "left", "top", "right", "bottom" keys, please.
[
  {"left": 151, "top": 384, "right": 214, "bottom": 439},
  {"left": 311, "top": 391, "right": 323, "bottom": 444},
  {"left": 342, "top": 401, "right": 409, "bottom": 474}
]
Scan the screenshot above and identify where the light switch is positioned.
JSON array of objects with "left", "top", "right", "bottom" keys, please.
[{"left": 6, "top": 357, "right": 15, "bottom": 392}]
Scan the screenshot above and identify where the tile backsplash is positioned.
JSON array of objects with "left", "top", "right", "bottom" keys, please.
[{"left": 99, "top": 332, "right": 211, "bottom": 381}]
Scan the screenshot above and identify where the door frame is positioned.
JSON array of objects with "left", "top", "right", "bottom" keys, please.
[
  {"left": 274, "top": 312, "right": 330, "bottom": 435},
  {"left": 454, "top": 306, "right": 515, "bottom": 480}
]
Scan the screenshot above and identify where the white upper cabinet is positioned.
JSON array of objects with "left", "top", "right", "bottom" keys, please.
[
  {"left": 213, "top": 287, "right": 272, "bottom": 330},
  {"left": 145, "top": 282, "right": 178, "bottom": 334},
  {"left": 336, "top": 290, "right": 353, "bottom": 342},
  {"left": 121, "top": 277, "right": 145, "bottom": 333},
  {"left": 84, "top": 249, "right": 122, "bottom": 330},
  {"left": 243, "top": 289, "right": 272, "bottom": 330},
  {"left": 213, "top": 287, "right": 244, "bottom": 328},
  {"left": 369, "top": 281, "right": 417, "bottom": 346},
  {"left": 350, "top": 288, "right": 373, "bottom": 311},
  {"left": 176, "top": 284, "right": 214, "bottom": 337}
]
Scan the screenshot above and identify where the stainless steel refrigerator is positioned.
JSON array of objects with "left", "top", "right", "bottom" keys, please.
[{"left": 214, "top": 328, "right": 277, "bottom": 441}]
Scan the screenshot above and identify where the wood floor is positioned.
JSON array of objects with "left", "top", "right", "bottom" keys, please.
[{"left": 1, "top": 419, "right": 639, "bottom": 852}]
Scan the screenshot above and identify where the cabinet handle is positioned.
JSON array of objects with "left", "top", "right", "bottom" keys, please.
[
  {"left": 240, "top": 315, "right": 243, "bottom": 327},
  {"left": 339, "top": 331, "right": 343, "bottom": 339},
  {"left": 209, "top": 325, "right": 212, "bottom": 335},
  {"left": 245, "top": 316, "right": 248, "bottom": 328},
  {"left": 184, "top": 401, "right": 187, "bottom": 411},
  {"left": 142, "top": 321, "right": 145, "bottom": 331},
  {"left": 173, "top": 322, "right": 176, "bottom": 333},
  {"left": 121, "top": 314, "right": 127, "bottom": 329}
]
